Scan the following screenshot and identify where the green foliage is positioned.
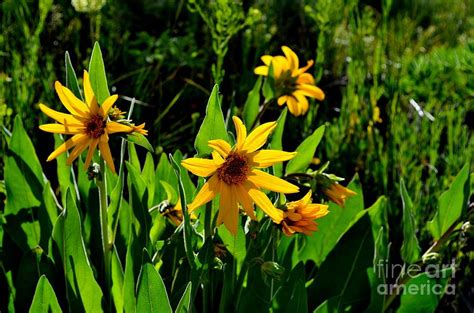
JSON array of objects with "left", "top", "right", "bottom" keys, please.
[
  {"left": 29, "top": 275, "right": 62, "bottom": 313},
  {"left": 88, "top": 42, "right": 111, "bottom": 105},
  {"left": 285, "top": 125, "right": 325, "bottom": 175},
  {"left": 400, "top": 179, "right": 421, "bottom": 264}
]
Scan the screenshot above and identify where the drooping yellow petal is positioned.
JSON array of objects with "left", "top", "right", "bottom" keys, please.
[
  {"left": 46, "top": 133, "right": 87, "bottom": 161},
  {"left": 271, "top": 55, "right": 290, "bottom": 77},
  {"left": 247, "top": 187, "right": 284, "bottom": 223},
  {"left": 67, "top": 137, "right": 90, "bottom": 165},
  {"left": 277, "top": 96, "right": 288, "bottom": 106},
  {"left": 99, "top": 94, "right": 119, "bottom": 117},
  {"left": 188, "top": 175, "right": 220, "bottom": 211},
  {"left": 211, "top": 151, "right": 225, "bottom": 166},
  {"left": 286, "top": 96, "right": 300, "bottom": 116},
  {"left": 236, "top": 183, "right": 256, "bottom": 220},
  {"left": 298, "top": 84, "right": 325, "bottom": 100},
  {"left": 83, "top": 139, "right": 99, "bottom": 170},
  {"left": 98, "top": 139, "right": 116, "bottom": 173},
  {"left": 250, "top": 149, "right": 297, "bottom": 168},
  {"left": 282, "top": 46, "right": 299, "bottom": 71},
  {"left": 219, "top": 184, "right": 239, "bottom": 234},
  {"left": 254, "top": 66, "right": 269, "bottom": 76},
  {"left": 83, "top": 71, "right": 99, "bottom": 114},
  {"left": 247, "top": 169, "right": 299, "bottom": 193},
  {"left": 242, "top": 121, "right": 277, "bottom": 153},
  {"left": 296, "top": 73, "right": 315, "bottom": 85},
  {"left": 55, "top": 81, "right": 89, "bottom": 117},
  {"left": 293, "top": 91, "right": 309, "bottom": 115},
  {"left": 261, "top": 55, "right": 273, "bottom": 65},
  {"left": 232, "top": 116, "right": 247, "bottom": 150},
  {"left": 39, "top": 103, "right": 84, "bottom": 125},
  {"left": 181, "top": 157, "right": 220, "bottom": 177},
  {"left": 208, "top": 139, "right": 231, "bottom": 158},
  {"left": 297, "top": 60, "right": 314, "bottom": 75},
  {"left": 39, "top": 123, "right": 85, "bottom": 135},
  {"left": 106, "top": 121, "right": 134, "bottom": 134}
]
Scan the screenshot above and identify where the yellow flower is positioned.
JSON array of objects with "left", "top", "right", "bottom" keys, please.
[
  {"left": 322, "top": 183, "right": 357, "bottom": 207},
  {"left": 39, "top": 70, "right": 147, "bottom": 173},
  {"left": 254, "top": 46, "right": 325, "bottom": 116},
  {"left": 280, "top": 190, "right": 329, "bottom": 236},
  {"left": 161, "top": 200, "right": 195, "bottom": 226},
  {"left": 181, "top": 116, "right": 299, "bottom": 234}
]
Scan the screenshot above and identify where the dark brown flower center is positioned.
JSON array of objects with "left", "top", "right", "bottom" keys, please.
[
  {"left": 86, "top": 114, "right": 106, "bottom": 138},
  {"left": 217, "top": 152, "right": 249, "bottom": 185}
]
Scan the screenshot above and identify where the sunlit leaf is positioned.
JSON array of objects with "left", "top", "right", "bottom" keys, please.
[
  {"left": 136, "top": 262, "right": 172, "bottom": 313},
  {"left": 65, "top": 51, "right": 83, "bottom": 100},
  {"left": 400, "top": 179, "right": 421, "bottom": 264},
  {"left": 243, "top": 77, "right": 262, "bottom": 127},
  {"left": 124, "top": 133, "right": 154, "bottom": 153},
  {"left": 88, "top": 41, "right": 110, "bottom": 104},
  {"left": 285, "top": 125, "right": 325, "bottom": 174},
  {"left": 29, "top": 275, "right": 62, "bottom": 313},
  {"left": 174, "top": 282, "right": 192, "bottom": 313},
  {"left": 269, "top": 108, "right": 288, "bottom": 177}
]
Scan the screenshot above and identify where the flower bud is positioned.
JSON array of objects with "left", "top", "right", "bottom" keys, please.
[
  {"left": 261, "top": 261, "right": 285, "bottom": 282},
  {"left": 422, "top": 252, "right": 440, "bottom": 265},
  {"left": 71, "top": 0, "right": 106, "bottom": 13}
]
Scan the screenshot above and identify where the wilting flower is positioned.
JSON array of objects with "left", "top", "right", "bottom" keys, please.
[
  {"left": 39, "top": 70, "right": 147, "bottom": 173},
  {"left": 322, "top": 183, "right": 356, "bottom": 207},
  {"left": 161, "top": 200, "right": 196, "bottom": 226},
  {"left": 280, "top": 191, "right": 329, "bottom": 236},
  {"left": 181, "top": 116, "right": 299, "bottom": 234},
  {"left": 254, "top": 46, "right": 325, "bottom": 116}
]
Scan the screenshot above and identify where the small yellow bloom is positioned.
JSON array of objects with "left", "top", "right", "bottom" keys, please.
[
  {"left": 280, "top": 191, "right": 329, "bottom": 236},
  {"left": 254, "top": 46, "right": 325, "bottom": 116},
  {"left": 39, "top": 70, "right": 147, "bottom": 173},
  {"left": 322, "top": 183, "right": 357, "bottom": 207},
  {"left": 181, "top": 116, "right": 299, "bottom": 234},
  {"left": 161, "top": 200, "right": 195, "bottom": 226}
]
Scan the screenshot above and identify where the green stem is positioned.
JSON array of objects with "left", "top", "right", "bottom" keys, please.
[{"left": 97, "top": 158, "right": 111, "bottom": 307}]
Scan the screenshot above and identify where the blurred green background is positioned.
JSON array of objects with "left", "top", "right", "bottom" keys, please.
[{"left": 1, "top": 0, "right": 473, "bottom": 310}]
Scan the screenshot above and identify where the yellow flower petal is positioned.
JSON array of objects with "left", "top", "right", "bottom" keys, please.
[
  {"left": 242, "top": 121, "right": 276, "bottom": 153},
  {"left": 188, "top": 175, "right": 220, "bottom": 211},
  {"left": 282, "top": 46, "right": 299, "bottom": 71},
  {"left": 106, "top": 121, "right": 134, "bottom": 134},
  {"left": 250, "top": 149, "right": 296, "bottom": 168},
  {"left": 219, "top": 184, "right": 239, "bottom": 235},
  {"left": 293, "top": 91, "right": 309, "bottom": 115},
  {"left": 211, "top": 151, "right": 225, "bottom": 165},
  {"left": 232, "top": 116, "right": 247, "bottom": 150},
  {"left": 83, "top": 71, "right": 99, "bottom": 114},
  {"left": 99, "top": 140, "right": 116, "bottom": 173},
  {"left": 261, "top": 55, "right": 273, "bottom": 65},
  {"left": 181, "top": 157, "right": 219, "bottom": 177},
  {"left": 247, "top": 169, "right": 299, "bottom": 194},
  {"left": 39, "top": 103, "right": 84, "bottom": 125},
  {"left": 46, "top": 133, "right": 87, "bottom": 161},
  {"left": 271, "top": 55, "right": 290, "bottom": 77},
  {"left": 208, "top": 139, "right": 231, "bottom": 157},
  {"left": 286, "top": 96, "right": 301, "bottom": 116},
  {"left": 83, "top": 139, "right": 99, "bottom": 170},
  {"left": 55, "top": 81, "right": 89, "bottom": 117},
  {"left": 298, "top": 84, "right": 325, "bottom": 100},
  {"left": 247, "top": 186, "right": 284, "bottom": 223},
  {"left": 67, "top": 137, "right": 90, "bottom": 165},
  {"left": 236, "top": 183, "right": 256, "bottom": 220},
  {"left": 296, "top": 73, "right": 315, "bottom": 85},
  {"left": 297, "top": 60, "right": 314, "bottom": 75},
  {"left": 39, "top": 123, "right": 85, "bottom": 135},
  {"left": 99, "top": 94, "right": 119, "bottom": 117},
  {"left": 277, "top": 96, "right": 288, "bottom": 106},
  {"left": 254, "top": 65, "right": 269, "bottom": 76}
]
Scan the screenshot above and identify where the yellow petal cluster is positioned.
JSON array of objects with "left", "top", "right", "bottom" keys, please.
[{"left": 322, "top": 183, "right": 357, "bottom": 207}]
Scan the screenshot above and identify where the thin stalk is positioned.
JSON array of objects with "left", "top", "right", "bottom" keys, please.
[
  {"left": 97, "top": 157, "right": 111, "bottom": 308},
  {"left": 250, "top": 99, "right": 273, "bottom": 130},
  {"left": 203, "top": 202, "right": 213, "bottom": 312}
]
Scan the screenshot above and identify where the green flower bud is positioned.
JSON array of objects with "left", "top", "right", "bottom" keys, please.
[{"left": 422, "top": 252, "right": 440, "bottom": 264}]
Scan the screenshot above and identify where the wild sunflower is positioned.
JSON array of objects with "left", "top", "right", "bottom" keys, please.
[
  {"left": 39, "top": 70, "right": 147, "bottom": 173},
  {"left": 254, "top": 46, "right": 325, "bottom": 116},
  {"left": 181, "top": 116, "right": 299, "bottom": 234},
  {"left": 279, "top": 190, "right": 329, "bottom": 236},
  {"left": 322, "top": 182, "right": 357, "bottom": 207}
]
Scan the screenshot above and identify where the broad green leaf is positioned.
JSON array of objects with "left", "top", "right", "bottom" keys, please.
[
  {"left": 397, "top": 268, "right": 454, "bottom": 313},
  {"left": 194, "top": 85, "right": 229, "bottom": 156},
  {"left": 142, "top": 152, "right": 156, "bottom": 207},
  {"left": 136, "top": 263, "right": 172, "bottom": 313},
  {"left": 128, "top": 143, "right": 141, "bottom": 171},
  {"left": 298, "top": 176, "right": 364, "bottom": 265},
  {"left": 54, "top": 134, "right": 78, "bottom": 206},
  {"left": 29, "top": 275, "right": 62, "bottom": 313},
  {"left": 65, "top": 51, "right": 83, "bottom": 100},
  {"left": 400, "top": 179, "right": 421, "bottom": 264},
  {"left": 111, "top": 247, "right": 124, "bottom": 313},
  {"left": 88, "top": 41, "right": 110, "bottom": 104},
  {"left": 108, "top": 169, "right": 124, "bottom": 244},
  {"left": 428, "top": 164, "right": 470, "bottom": 240},
  {"left": 284, "top": 279, "right": 307, "bottom": 313},
  {"left": 269, "top": 108, "right": 288, "bottom": 177},
  {"left": 155, "top": 153, "right": 178, "bottom": 204},
  {"left": 124, "top": 133, "right": 154, "bottom": 153},
  {"left": 243, "top": 77, "right": 262, "bottom": 127},
  {"left": 307, "top": 213, "right": 373, "bottom": 311},
  {"left": 175, "top": 282, "right": 192, "bottom": 313},
  {"left": 123, "top": 225, "right": 141, "bottom": 313},
  {"left": 285, "top": 125, "right": 325, "bottom": 174},
  {"left": 52, "top": 189, "right": 104, "bottom": 312},
  {"left": 5, "top": 115, "right": 44, "bottom": 214},
  {"left": 172, "top": 150, "right": 196, "bottom": 203}
]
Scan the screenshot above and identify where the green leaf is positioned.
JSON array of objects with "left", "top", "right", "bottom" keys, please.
[
  {"left": 242, "top": 77, "right": 262, "bottom": 127},
  {"left": 5, "top": 115, "right": 44, "bottom": 215},
  {"left": 155, "top": 153, "right": 178, "bottom": 204},
  {"left": 397, "top": 268, "right": 454, "bottom": 313},
  {"left": 65, "top": 51, "right": 83, "bottom": 100},
  {"left": 142, "top": 152, "right": 156, "bottom": 207},
  {"left": 400, "top": 179, "right": 421, "bottom": 264},
  {"left": 108, "top": 169, "right": 124, "bottom": 244},
  {"left": 298, "top": 176, "right": 364, "bottom": 265},
  {"left": 217, "top": 219, "right": 246, "bottom": 274},
  {"left": 111, "top": 247, "right": 124, "bottom": 313},
  {"left": 52, "top": 189, "right": 104, "bottom": 312},
  {"left": 175, "top": 282, "right": 192, "bottom": 313},
  {"left": 194, "top": 85, "right": 229, "bottom": 156},
  {"left": 29, "top": 275, "right": 62, "bottom": 313},
  {"left": 428, "top": 164, "right": 470, "bottom": 240},
  {"left": 88, "top": 41, "right": 110, "bottom": 104},
  {"left": 54, "top": 134, "right": 78, "bottom": 206},
  {"left": 285, "top": 125, "right": 325, "bottom": 174},
  {"left": 136, "top": 263, "right": 172, "bottom": 313},
  {"left": 262, "top": 63, "right": 275, "bottom": 101},
  {"left": 269, "top": 108, "right": 288, "bottom": 177},
  {"left": 123, "top": 225, "right": 140, "bottom": 313},
  {"left": 284, "top": 279, "right": 307, "bottom": 313},
  {"left": 172, "top": 150, "right": 196, "bottom": 203},
  {"left": 124, "top": 133, "right": 154, "bottom": 153}
]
